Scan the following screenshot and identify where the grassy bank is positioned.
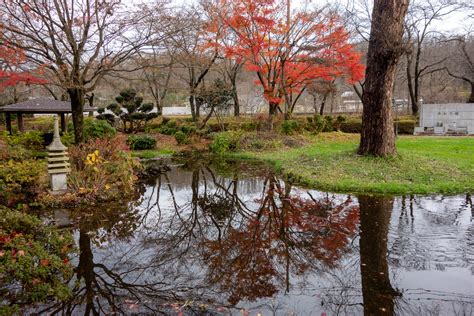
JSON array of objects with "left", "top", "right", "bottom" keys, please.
[
  {"left": 230, "top": 133, "right": 474, "bottom": 194},
  {"left": 132, "top": 149, "right": 175, "bottom": 159}
]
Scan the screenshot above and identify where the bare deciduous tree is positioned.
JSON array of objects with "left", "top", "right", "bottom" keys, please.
[
  {"left": 0, "top": 0, "right": 157, "bottom": 142},
  {"left": 162, "top": 6, "right": 218, "bottom": 122},
  {"left": 444, "top": 34, "right": 474, "bottom": 102},
  {"left": 307, "top": 79, "right": 338, "bottom": 115},
  {"left": 405, "top": 0, "right": 464, "bottom": 114}
]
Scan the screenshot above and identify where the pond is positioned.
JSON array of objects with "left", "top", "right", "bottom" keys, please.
[{"left": 34, "top": 159, "right": 473, "bottom": 315}]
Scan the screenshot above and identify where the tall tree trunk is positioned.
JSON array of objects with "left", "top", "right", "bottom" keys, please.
[
  {"left": 413, "top": 77, "right": 420, "bottom": 115},
  {"left": 86, "top": 93, "right": 95, "bottom": 117},
  {"left": 469, "top": 82, "right": 474, "bottom": 103},
  {"left": 268, "top": 101, "right": 279, "bottom": 130},
  {"left": 231, "top": 77, "right": 240, "bottom": 117},
  {"left": 359, "top": 195, "right": 400, "bottom": 316},
  {"left": 319, "top": 94, "right": 328, "bottom": 116},
  {"left": 289, "top": 87, "right": 305, "bottom": 116},
  {"left": 269, "top": 101, "right": 278, "bottom": 116},
  {"left": 358, "top": 0, "right": 408, "bottom": 157},
  {"left": 406, "top": 54, "right": 417, "bottom": 115},
  {"left": 196, "top": 97, "right": 201, "bottom": 118},
  {"left": 200, "top": 107, "right": 214, "bottom": 129},
  {"left": 189, "top": 95, "right": 197, "bottom": 122},
  {"left": 406, "top": 50, "right": 420, "bottom": 115},
  {"left": 156, "top": 101, "right": 163, "bottom": 116},
  {"left": 312, "top": 95, "right": 318, "bottom": 113},
  {"left": 68, "top": 87, "right": 85, "bottom": 143}
]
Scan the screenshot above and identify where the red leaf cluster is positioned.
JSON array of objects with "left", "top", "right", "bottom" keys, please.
[
  {"left": 211, "top": 0, "right": 364, "bottom": 111},
  {"left": 0, "top": 32, "right": 46, "bottom": 90}
]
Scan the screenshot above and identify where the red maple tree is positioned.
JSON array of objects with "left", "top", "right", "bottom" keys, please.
[
  {"left": 214, "top": 0, "right": 364, "bottom": 118},
  {"left": 0, "top": 31, "right": 45, "bottom": 91}
]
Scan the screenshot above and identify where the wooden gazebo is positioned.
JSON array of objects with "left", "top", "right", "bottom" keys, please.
[{"left": 0, "top": 99, "right": 97, "bottom": 134}]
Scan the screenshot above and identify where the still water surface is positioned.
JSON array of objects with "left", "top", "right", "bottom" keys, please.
[{"left": 39, "top": 159, "right": 473, "bottom": 315}]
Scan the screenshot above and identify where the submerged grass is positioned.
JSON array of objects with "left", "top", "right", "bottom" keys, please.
[{"left": 231, "top": 133, "right": 474, "bottom": 194}]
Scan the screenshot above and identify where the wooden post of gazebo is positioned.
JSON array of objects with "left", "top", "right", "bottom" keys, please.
[
  {"left": 5, "top": 113, "right": 12, "bottom": 135},
  {"left": 60, "top": 113, "right": 67, "bottom": 132},
  {"left": 17, "top": 112, "right": 24, "bottom": 132}
]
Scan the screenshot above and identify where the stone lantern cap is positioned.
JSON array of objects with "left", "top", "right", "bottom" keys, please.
[{"left": 46, "top": 116, "right": 68, "bottom": 151}]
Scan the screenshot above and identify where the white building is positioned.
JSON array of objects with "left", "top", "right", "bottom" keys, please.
[{"left": 414, "top": 103, "right": 474, "bottom": 135}]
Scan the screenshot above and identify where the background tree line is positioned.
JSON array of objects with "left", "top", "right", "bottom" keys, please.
[{"left": 0, "top": 0, "right": 472, "bottom": 155}]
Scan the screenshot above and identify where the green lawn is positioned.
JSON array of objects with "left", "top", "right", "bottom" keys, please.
[{"left": 231, "top": 133, "right": 474, "bottom": 194}]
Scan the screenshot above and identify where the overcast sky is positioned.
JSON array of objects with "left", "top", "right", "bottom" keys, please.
[{"left": 124, "top": 0, "right": 472, "bottom": 34}]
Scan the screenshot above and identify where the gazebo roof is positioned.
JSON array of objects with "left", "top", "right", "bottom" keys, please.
[{"left": 0, "top": 99, "right": 97, "bottom": 113}]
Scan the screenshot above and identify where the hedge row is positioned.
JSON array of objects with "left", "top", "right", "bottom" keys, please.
[{"left": 340, "top": 119, "right": 416, "bottom": 134}]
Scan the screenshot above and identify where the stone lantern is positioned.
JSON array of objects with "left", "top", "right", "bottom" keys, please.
[{"left": 47, "top": 115, "right": 70, "bottom": 191}]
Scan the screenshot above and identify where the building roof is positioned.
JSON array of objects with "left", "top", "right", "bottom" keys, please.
[{"left": 0, "top": 99, "right": 97, "bottom": 113}]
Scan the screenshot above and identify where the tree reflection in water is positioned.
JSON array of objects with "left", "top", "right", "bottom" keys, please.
[
  {"left": 358, "top": 196, "right": 401, "bottom": 316},
  {"left": 39, "top": 202, "right": 187, "bottom": 315},
  {"left": 200, "top": 173, "right": 360, "bottom": 305},
  {"left": 33, "top": 160, "right": 473, "bottom": 315}
]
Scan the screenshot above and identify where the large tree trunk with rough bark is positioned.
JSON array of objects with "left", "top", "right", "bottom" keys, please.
[
  {"left": 358, "top": 0, "right": 409, "bottom": 157},
  {"left": 68, "top": 87, "right": 85, "bottom": 143}
]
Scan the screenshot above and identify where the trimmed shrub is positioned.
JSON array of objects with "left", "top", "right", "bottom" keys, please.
[
  {"left": 281, "top": 119, "right": 300, "bottom": 135},
  {"left": 98, "top": 88, "right": 158, "bottom": 133},
  {"left": 196, "top": 127, "right": 212, "bottom": 138},
  {"left": 334, "top": 115, "right": 347, "bottom": 131},
  {"left": 166, "top": 119, "right": 177, "bottom": 128},
  {"left": 340, "top": 118, "right": 362, "bottom": 133},
  {"left": 0, "top": 159, "right": 46, "bottom": 206},
  {"left": 156, "top": 119, "right": 180, "bottom": 135},
  {"left": 209, "top": 131, "right": 241, "bottom": 155},
  {"left": 306, "top": 115, "right": 326, "bottom": 134},
  {"left": 174, "top": 131, "right": 189, "bottom": 145},
  {"left": 6, "top": 130, "right": 44, "bottom": 150},
  {"left": 396, "top": 120, "right": 416, "bottom": 134},
  {"left": 181, "top": 124, "right": 196, "bottom": 135},
  {"left": 83, "top": 119, "right": 117, "bottom": 140},
  {"left": 60, "top": 132, "right": 75, "bottom": 147},
  {"left": 322, "top": 116, "right": 334, "bottom": 132},
  {"left": 240, "top": 121, "right": 257, "bottom": 131},
  {"left": 157, "top": 125, "right": 178, "bottom": 135},
  {"left": 127, "top": 135, "right": 157, "bottom": 150}
]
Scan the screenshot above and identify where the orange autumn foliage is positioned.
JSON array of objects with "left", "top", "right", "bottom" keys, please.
[
  {"left": 212, "top": 0, "right": 364, "bottom": 113},
  {"left": 0, "top": 31, "right": 46, "bottom": 90}
]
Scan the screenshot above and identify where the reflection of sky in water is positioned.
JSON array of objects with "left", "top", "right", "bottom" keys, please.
[{"left": 49, "top": 164, "right": 474, "bottom": 315}]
